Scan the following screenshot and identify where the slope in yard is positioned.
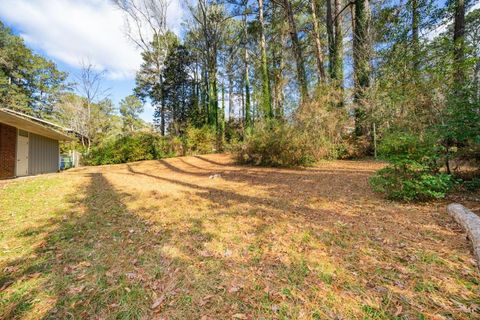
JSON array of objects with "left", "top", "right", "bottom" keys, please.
[{"left": 0, "top": 154, "right": 479, "bottom": 319}]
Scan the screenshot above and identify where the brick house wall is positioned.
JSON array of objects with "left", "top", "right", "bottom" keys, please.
[{"left": 0, "top": 123, "right": 16, "bottom": 179}]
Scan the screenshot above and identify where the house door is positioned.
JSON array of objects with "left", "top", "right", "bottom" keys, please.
[{"left": 16, "top": 130, "right": 29, "bottom": 176}]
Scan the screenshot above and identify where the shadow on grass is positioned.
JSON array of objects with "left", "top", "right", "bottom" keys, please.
[
  {"left": 1, "top": 173, "right": 178, "bottom": 319},
  {"left": 2, "top": 157, "right": 479, "bottom": 319},
  {"left": 1, "top": 171, "right": 291, "bottom": 319}
]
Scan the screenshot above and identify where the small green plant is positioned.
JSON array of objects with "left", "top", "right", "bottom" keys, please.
[
  {"left": 370, "top": 131, "right": 454, "bottom": 201},
  {"left": 464, "top": 178, "right": 480, "bottom": 191}
]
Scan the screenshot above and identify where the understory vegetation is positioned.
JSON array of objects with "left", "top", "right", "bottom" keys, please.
[
  {"left": 237, "top": 97, "right": 349, "bottom": 166},
  {"left": 370, "top": 132, "right": 455, "bottom": 201},
  {"left": 83, "top": 126, "right": 218, "bottom": 165}
]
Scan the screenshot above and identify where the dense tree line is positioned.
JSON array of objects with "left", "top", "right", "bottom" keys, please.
[{"left": 113, "top": 0, "right": 478, "bottom": 150}]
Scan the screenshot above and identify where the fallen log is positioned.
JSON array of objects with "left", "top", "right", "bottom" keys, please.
[{"left": 447, "top": 203, "right": 480, "bottom": 268}]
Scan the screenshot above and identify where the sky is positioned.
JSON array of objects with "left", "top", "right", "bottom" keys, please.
[{"left": 0, "top": 0, "right": 186, "bottom": 122}]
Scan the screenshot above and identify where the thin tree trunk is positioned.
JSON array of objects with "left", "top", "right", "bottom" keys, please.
[
  {"left": 453, "top": 0, "right": 465, "bottom": 84},
  {"left": 310, "top": 0, "right": 327, "bottom": 84},
  {"left": 228, "top": 75, "right": 234, "bottom": 120},
  {"left": 202, "top": 66, "right": 209, "bottom": 125},
  {"left": 240, "top": 79, "right": 245, "bottom": 124},
  {"left": 220, "top": 82, "right": 225, "bottom": 148},
  {"left": 160, "top": 104, "right": 166, "bottom": 136},
  {"left": 326, "top": 0, "right": 335, "bottom": 79},
  {"left": 258, "top": 0, "right": 272, "bottom": 118},
  {"left": 272, "top": 38, "right": 284, "bottom": 118},
  {"left": 283, "top": 0, "right": 309, "bottom": 102},
  {"left": 333, "top": 0, "right": 344, "bottom": 86},
  {"left": 208, "top": 53, "right": 218, "bottom": 129},
  {"left": 277, "top": 24, "right": 287, "bottom": 118},
  {"left": 86, "top": 101, "right": 91, "bottom": 153},
  {"left": 411, "top": 0, "right": 420, "bottom": 74},
  {"left": 243, "top": 12, "right": 252, "bottom": 128},
  {"left": 353, "top": 0, "right": 372, "bottom": 136}
]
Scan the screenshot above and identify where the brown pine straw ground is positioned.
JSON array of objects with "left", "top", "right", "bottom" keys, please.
[{"left": 0, "top": 154, "right": 479, "bottom": 319}]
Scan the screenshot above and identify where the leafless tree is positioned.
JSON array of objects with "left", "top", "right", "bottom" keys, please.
[
  {"left": 113, "top": 0, "right": 170, "bottom": 133},
  {"left": 113, "top": 0, "right": 168, "bottom": 52},
  {"left": 76, "top": 60, "right": 110, "bottom": 151}
]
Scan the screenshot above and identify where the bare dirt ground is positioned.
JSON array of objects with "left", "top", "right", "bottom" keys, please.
[{"left": 1, "top": 154, "right": 479, "bottom": 319}]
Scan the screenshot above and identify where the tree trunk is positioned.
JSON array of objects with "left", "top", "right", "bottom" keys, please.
[
  {"left": 411, "top": 0, "right": 420, "bottom": 74},
  {"left": 258, "top": 0, "right": 272, "bottom": 118},
  {"left": 228, "top": 74, "right": 234, "bottom": 120},
  {"left": 310, "top": 0, "right": 327, "bottom": 84},
  {"left": 333, "top": 0, "right": 344, "bottom": 86},
  {"left": 160, "top": 104, "right": 166, "bottom": 136},
  {"left": 202, "top": 66, "right": 209, "bottom": 125},
  {"left": 243, "top": 13, "right": 252, "bottom": 128},
  {"left": 353, "top": 0, "right": 372, "bottom": 136},
  {"left": 208, "top": 53, "right": 218, "bottom": 129},
  {"left": 326, "top": 0, "right": 335, "bottom": 79},
  {"left": 475, "top": 59, "right": 480, "bottom": 100},
  {"left": 219, "top": 82, "right": 225, "bottom": 149},
  {"left": 272, "top": 28, "right": 286, "bottom": 119},
  {"left": 271, "top": 3, "right": 286, "bottom": 118},
  {"left": 283, "top": 0, "right": 309, "bottom": 102},
  {"left": 453, "top": 0, "right": 465, "bottom": 84}
]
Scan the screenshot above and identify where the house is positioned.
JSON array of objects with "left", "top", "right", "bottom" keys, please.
[{"left": 0, "top": 108, "right": 73, "bottom": 179}]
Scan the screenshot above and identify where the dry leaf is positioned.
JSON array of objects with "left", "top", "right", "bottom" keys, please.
[
  {"left": 394, "top": 305, "right": 403, "bottom": 316},
  {"left": 150, "top": 295, "right": 165, "bottom": 310},
  {"left": 228, "top": 285, "right": 240, "bottom": 293},
  {"left": 199, "top": 294, "right": 214, "bottom": 306},
  {"left": 68, "top": 285, "right": 85, "bottom": 294},
  {"left": 232, "top": 314, "right": 247, "bottom": 319}
]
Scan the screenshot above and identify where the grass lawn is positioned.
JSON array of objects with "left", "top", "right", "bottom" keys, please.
[{"left": 1, "top": 154, "right": 479, "bottom": 319}]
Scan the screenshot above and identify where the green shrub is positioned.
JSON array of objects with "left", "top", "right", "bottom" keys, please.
[
  {"left": 84, "top": 132, "right": 179, "bottom": 165},
  {"left": 370, "top": 166, "right": 454, "bottom": 201},
  {"left": 237, "top": 120, "right": 315, "bottom": 167},
  {"left": 83, "top": 127, "right": 219, "bottom": 166},
  {"left": 464, "top": 178, "right": 480, "bottom": 192},
  {"left": 184, "top": 125, "right": 217, "bottom": 155},
  {"left": 377, "top": 131, "right": 440, "bottom": 168},
  {"left": 370, "top": 131, "right": 454, "bottom": 201}
]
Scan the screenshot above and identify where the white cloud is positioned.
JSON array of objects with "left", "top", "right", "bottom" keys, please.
[{"left": 0, "top": 0, "right": 185, "bottom": 80}]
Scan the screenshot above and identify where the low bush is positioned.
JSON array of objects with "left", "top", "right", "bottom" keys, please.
[
  {"left": 236, "top": 98, "right": 349, "bottom": 167},
  {"left": 370, "top": 166, "right": 454, "bottom": 201},
  {"left": 237, "top": 120, "right": 315, "bottom": 167},
  {"left": 463, "top": 177, "right": 480, "bottom": 192},
  {"left": 184, "top": 125, "right": 217, "bottom": 154},
  {"left": 83, "top": 132, "right": 179, "bottom": 165},
  {"left": 370, "top": 131, "right": 455, "bottom": 201},
  {"left": 83, "top": 126, "right": 219, "bottom": 166}
]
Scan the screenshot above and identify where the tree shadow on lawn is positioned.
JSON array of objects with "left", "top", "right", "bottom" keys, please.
[
  {"left": 1, "top": 159, "right": 480, "bottom": 319},
  {"left": 1, "top": 171, "right": 329, "bottom": 319},
  {"left": 1, "top": 173, "right": 227, "bottom": 319},
  {"left": 123, "top": 157, "right": 480, "bottom": 319},
  {"left": 164, "top": 156, "right": 376, "bottom": 202}
]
